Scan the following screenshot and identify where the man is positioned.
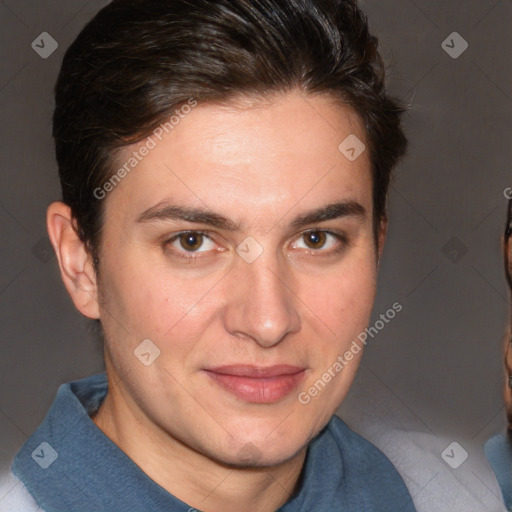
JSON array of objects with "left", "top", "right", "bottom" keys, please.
[
  {"left": 485, "top": 198, "right": 512, "bottom": 511},
  {"left": 0, "top": 0, "right": 416, "bottom": 510}
]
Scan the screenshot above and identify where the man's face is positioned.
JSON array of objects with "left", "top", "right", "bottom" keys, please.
[{"left": 95, "top": 91, "right": 381, "bottom": 466}]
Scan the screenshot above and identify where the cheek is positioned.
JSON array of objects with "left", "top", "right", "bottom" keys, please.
[
  {"left": 101, "top": 251, "right": 221, "bottom": 354},
  {"left": 105, "top": 269, "right": 166, "bottom": 327},
  {"left": 305, "top": 255, "right": 377, "bottom": 336},
  {"left": 102, "top": 241, "right": 171, "bottom": 317}
]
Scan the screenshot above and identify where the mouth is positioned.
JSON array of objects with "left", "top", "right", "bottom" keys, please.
[{"left": 203, "top": 365, "right": 306, "bottom": 404}]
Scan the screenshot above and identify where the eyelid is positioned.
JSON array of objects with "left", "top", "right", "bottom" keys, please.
[
  {"left": 165, "top": 230, "right": 217, "bottom": 255},
  {"left": 163, "top": 228, "right": 347, "bottom": 261},
  {"left": 166, "top": 229, "right": 212, "bottom": 241},
  {"left": 290, "top": 228, "right": 347, "bottom": 252}
]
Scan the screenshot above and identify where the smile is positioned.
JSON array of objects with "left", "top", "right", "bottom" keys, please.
[{"left": 203, "top": 365, "right": 306, "bottom": 404}]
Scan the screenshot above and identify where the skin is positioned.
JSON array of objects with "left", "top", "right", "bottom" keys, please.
[{"left": 47, "top": 90, "right": 385, "bottom": 512}]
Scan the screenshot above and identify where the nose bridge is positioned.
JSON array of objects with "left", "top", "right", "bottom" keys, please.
[
  {"left": 223, "top": 245, "right": 300, "bottom": 347},
  {"left": 248, "top": 254, "right": 288, "bottom": 312}
]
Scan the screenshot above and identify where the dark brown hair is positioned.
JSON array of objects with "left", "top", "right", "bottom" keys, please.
[
  {"left": 505, "top": 199, "right": 512, "bottom": 289},
  {"left": 53, "top": 0, "right": 407, "bottom": 274},
  {"left": 505, "top": 199, "right": 512, "bottom": 429}
]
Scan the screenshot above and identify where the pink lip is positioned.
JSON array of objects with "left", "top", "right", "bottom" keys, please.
[{"left": 204, "top": 365, "right": 306, "bottom": 403}]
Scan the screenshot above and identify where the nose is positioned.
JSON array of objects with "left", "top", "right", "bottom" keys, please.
[{"left": 222, "top": 250, "right": 301, "bottom": 348}]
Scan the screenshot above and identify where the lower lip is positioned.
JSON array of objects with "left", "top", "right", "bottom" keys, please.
[{"left": 204, "top": 370, "right": 306, "bottom": 403}]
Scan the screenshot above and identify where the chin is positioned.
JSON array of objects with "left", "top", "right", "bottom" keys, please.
[
  {"left": 209, "top": 430, "right": 309, "bottom": 469},
  {"left": 226, "top": 443, "right": 305, "bottom": 469}
]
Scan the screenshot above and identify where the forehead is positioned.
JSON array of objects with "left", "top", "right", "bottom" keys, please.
[{"left": 105, "top": 91, "right": 373, "bottom": 223}]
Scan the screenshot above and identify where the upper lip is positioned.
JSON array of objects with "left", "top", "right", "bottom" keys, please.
[{"left": 205, "top": 365, "right": 305, "bottom": 378}]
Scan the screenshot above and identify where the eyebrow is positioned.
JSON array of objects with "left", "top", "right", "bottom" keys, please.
[
  {"left": 289, "top": 201, "right": 366, "bottom": 229},
  {"left": 136, "top": 204, "right": 240, "bottom": 230},
  {"left": 135, "top": 200, "right": 366, "bottom": 231}
]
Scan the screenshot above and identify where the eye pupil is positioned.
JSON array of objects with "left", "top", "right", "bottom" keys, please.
[
  {"left": 180, "top": 233, "right": 203, "bottom": 251},
  {"left": 304, "top": 230, "right": 326, "bottom": 249}
]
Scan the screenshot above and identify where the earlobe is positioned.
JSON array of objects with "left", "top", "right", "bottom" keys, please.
[{"left": 46, "top": 201, "right": 100, "bottom": 319}]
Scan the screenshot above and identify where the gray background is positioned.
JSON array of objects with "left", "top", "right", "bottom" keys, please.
[{"left": 0, "top": 0, "right": 510, "bottom": 496}]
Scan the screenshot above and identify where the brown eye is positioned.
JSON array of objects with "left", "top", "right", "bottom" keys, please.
[
  {"left": 178, "top": 232, "right": 204, "bottom": 251},
  {"left": 166, "top": 231, "right": 217, "bottom": 259},
  {"left": 290, "top": 229, "right": 346, "bottom": 255},
  {"left": 303, "top": 230, "right": 327, "bottom": 249}
]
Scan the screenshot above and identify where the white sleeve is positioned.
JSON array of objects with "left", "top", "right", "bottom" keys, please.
[
  {"left": 0, "top": 470, "right": 41, "bottom": 512},
  {"left": 375, "top": 429, "right": 508, "bottom": 512}
]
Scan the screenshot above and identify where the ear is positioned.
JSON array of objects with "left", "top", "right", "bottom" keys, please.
[
  {"left": 46, "top": 201, "right": 100, "bottom": 319},
  {"left": 377, "top": 217, "right": 388, "bottom": 264}
]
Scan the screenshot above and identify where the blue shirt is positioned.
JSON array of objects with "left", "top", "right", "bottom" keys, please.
[{"left": 9, "top": 373, "right": 416, "bottom": 511}]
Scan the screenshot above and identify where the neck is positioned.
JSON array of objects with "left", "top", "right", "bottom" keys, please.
[{"left": 91, "top": 379, "right": 306, "bottom": 512}]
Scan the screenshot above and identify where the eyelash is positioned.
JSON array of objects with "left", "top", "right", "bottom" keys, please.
[
  {"left": 164, "top": 229, "right": 347, "bottom": 261},
  {"left": 165, "top": 231, "right": 215, "bottom": 260},
  {"left": 292, "top": 229, "right": 347, "bottom": 254}
]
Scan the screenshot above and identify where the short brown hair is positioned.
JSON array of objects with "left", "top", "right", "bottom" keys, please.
[{"left": 53, "top": 0, "right": 407, "bottom": 273}]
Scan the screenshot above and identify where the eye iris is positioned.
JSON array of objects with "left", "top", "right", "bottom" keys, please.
[
  {"left": 180, "top": 233, "right": 203, "bottom": 251},
  {"left": 304, "top": 231, "right": 326, "bottom": 249}
]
